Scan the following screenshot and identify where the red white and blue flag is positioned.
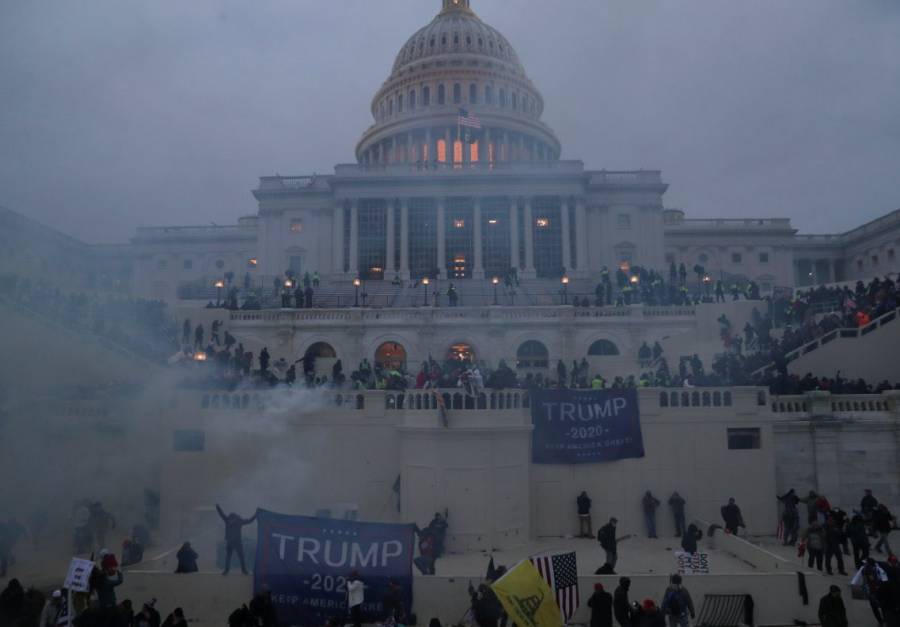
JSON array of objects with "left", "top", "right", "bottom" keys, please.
[
  {"left": 529, "top": 550, "right": 579, "bottom": 623},
  {"left": 458, "top": 108, "right": 482, "bottom": 129}
]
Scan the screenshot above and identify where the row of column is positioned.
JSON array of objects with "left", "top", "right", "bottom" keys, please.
[
  {"left": 361, "top": 126, "right": 556, "bottom": 166},
  {"left": 333, "top": 197, "right": 589, "bottom": 280}
]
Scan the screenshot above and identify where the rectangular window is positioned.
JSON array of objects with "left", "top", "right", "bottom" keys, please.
[
  {"left": 182, "top": 259, "right": 193, "bottom": 270},
  {"left": 759, "top": 252, "right": 769, "bottom": 263},
  {"left": 727, "top": 428, "right": 761, "bottom": 450},
  {"left": 482, "top": 199, "right": 511, "bottom": 278},
  {"left": 409, "top": 198, "right": 437, "bottom": 279},
  {"left": 358, "top": 200, "right": 387, "bottom": 280},
  {"left": 157, "top": 259, "right": 167, "bottom": 270},
  {"left": 617, "top": 214, "right": 631, "bottom": 229},
  {"left": 888, "top": 249, "right": 895, "bottom": 261},
  {"left": 289, "top": 255, "right": 303, "bottom": 274},
  {"left": 446, "top": 199, "right": 473, "bottom": 278},
  {"left": 872, "top": 255, "right": 879, "bottom": 266},
  {"left": 173, "top": 429, "right": 205, "bottom": 452},
  {"left": 533, "top": 198, "right": 562, "bottom": 278},
  {"left": 731, "top": 253, "right": 743, "bottom": 264}
]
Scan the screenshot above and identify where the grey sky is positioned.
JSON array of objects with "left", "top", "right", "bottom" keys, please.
[{"left": 1, "top": 0, "right": 898, "bottom": 244}]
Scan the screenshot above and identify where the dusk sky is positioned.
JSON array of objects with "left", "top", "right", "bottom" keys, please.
[{"left": 1, "top": 0, "right": 898, "bottom": 243}]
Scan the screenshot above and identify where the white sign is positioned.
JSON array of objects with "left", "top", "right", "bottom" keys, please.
[
  {"left": 674, "top": 550, "right": 710, "bottom": 575},
  {"left": 63, "top": 558, "right": 95, "bottom": 592}
]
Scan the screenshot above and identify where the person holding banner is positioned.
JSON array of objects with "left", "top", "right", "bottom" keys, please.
[
  {"left": 216, "top": 504, "right": 256, "bottom": 575},
  {"left": 346, "top": 571, "right": 365, "bottom": 627}
]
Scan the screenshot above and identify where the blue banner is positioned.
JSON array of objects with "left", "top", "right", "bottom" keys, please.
[
  {"left": 530, "top": 389, "right": 645, "bottom": 464},
  {"left": 253, "top": 510, "right": 415, "bottom": 626}
]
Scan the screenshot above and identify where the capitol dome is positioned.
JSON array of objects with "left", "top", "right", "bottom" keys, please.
[{"left": 356, "top": 0, "right": 561, "bottom": 166}]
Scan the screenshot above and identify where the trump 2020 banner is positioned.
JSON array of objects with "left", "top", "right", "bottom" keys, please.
[
  {"left": 530, "top": 389, "right": 645, "bottom": 464},
  {"left": 254, "top": 509, "right": 415, "bottom": 626}
]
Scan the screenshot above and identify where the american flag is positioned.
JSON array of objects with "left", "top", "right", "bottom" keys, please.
[
  {"left": 529, "top": 550, "right": 579, "bottom": 623},
  {"left": 458, "top": 108, "right": 482, "bottom": 129}
]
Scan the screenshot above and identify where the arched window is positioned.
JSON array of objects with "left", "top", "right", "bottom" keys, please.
[
  {"left": 398, "top": 94, "right": 404, "bottom": 113},
  {"left": 516, "top": 341, "right": 549, "bottom": 369},
  {"left": 485, "top": 85, "right": 493, "bottom": 104},
  {"left": 409, "top": 89, "right": 416, "bottom": 110},
  {"left": 499, "top": 88, "right": 507, "bottom": 107},
  {"left": 512, "top": 92, "right": 518, "bottom": 110},
  {"left": 304, "top": 342, "right": 337, "bottom": 360},
  {"left": 375, "top": 342, "right": 407, "bottom": 370},
  {"left": 446, "top": 342, "right": 475, "bottom": 364},
  {"left": 389, "top": 99, "right": 393, "bottom": 116},
  {"left": 469, "top": 83, "right": 478, "bottom": 104},
  {"left": 453, "top": 83, "right": 462, "bottom": 104},
  {"left": 438, "top": 84, "right": 446, "bottom": 105},
  {"left": 423, "top": 86, "right": 431, "bottom": 106},
  {"left": 588, "top": 339, "right": 620, "bottom": 356},
  {"left": 437, "top": 139, "right": 447, "bottom": 163}
]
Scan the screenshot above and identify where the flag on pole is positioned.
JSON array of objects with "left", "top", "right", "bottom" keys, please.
[
  {"left": 491, "top": 559, "right": 562, "bottom": 627},
  {"left": 458, "top": 108, "right": 482, "bottom": 129},
  {"left": 529, "top": 551, "right": 579, "bottom": 623}
]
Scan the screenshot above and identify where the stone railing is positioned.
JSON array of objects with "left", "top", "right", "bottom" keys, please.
[
  {"left": 770, "top": 391, "right": 899, "bottom": 417},
  {"left": 228, "top": 304, "right": 698, "bottom": 325},
  {"left": 133, "top": 225, "right": 255, "bottom": 241},
  {"left": 333, "top": 160, "right": 586, "bottom": 177},
  {"left": 665, "top": 218, "right": 793, "bottom": 230}
]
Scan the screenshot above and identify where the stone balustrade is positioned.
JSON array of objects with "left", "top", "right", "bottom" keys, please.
[{"left": 770, "top": 390, "right": 899, "bottom": 417}]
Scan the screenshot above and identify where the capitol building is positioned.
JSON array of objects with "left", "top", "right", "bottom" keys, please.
[{"left": 116, "top": 0, "right": 898, "bottom": 305}]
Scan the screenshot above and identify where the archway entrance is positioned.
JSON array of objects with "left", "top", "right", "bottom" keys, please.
[
  {"left": 375, "top": 342, "right": 407, "bottom": 371},
  {"left": 446, "top": 342, "right": 475, "bottom": 365},
  {"left": 516, "top": 340, "right": 549, "bottom": 370},
  {"left": 302, "top": 342, "right": 337, "bottom": 379}
]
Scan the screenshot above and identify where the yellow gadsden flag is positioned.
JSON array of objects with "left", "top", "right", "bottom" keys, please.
[{"left": 490, "top": 559, "right": 562, "bottom": 627}]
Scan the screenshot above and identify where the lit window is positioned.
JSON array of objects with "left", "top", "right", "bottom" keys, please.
[
  {"left": 488, "top": 218, "right": 499, "bottom": 225},
  {"left": 536, "top": 218, "right": 550, "bottom": 228},
  {"left": 454, "top": 219, "right": 465, "bottom": 228},
  {"left": 290, "top": 220, "right": 303, "bottom": 233},
  {"left": 183, "top": 259, "right": 193, "bottom": 270},
  {"left": 453, "top": 140, "right": 463, "bottom": 164},
  {"left": 617, "top": 214, "right": 631, "bottom": 229},
  {"left": 469, "top": 141, "right": 479, "bottom": 162},
  {"left": 759, "top": 252, "right": 769, "bottom": 263},
  {"left": 728, "top": 428, "right": 761, "bottom": 450},
  {"left": 247, "top": 258, "right": 258, "bottom": 268},
  {"left": 437, "top": 139, "right": 447, "bottom": 162},
  {"left": 731, "top": 253, "right": 742, "bottom": 264}
]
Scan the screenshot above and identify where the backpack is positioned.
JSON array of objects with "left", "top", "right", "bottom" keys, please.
[{"left": 665, "top": 588, "right": 684, "bottom": 616}]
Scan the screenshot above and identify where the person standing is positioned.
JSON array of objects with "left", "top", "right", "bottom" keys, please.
[
  {"left": 175, "top": 542, "right": 198, "bottom": 573},
  {"left": 588, "top": 582, "right": 613, "bottom": 627},
  {"left": 848, "top": 514, "right": 871, "bottom": 568},
  {"left": 38, "top": 590, "right": 63, "bottom": 627},
  {"left": 824, "top": 518, "right": 848, "bottom": 576},
  {"left": 777, "top": 489, "right": 801, "bottom": 546},
  {"left": 598, "top": 518, "right": 620, "bottom": 572},
  {"left": 803, "top": 522, "right": 825, "bottom": 572},
  {"left": 643, "top": 491, "right": 660, "bottom": 538},
  {"left": 613, "top": 577, "right": 633, "bottom": 627},
  {"left": 216, "top": 504, "right": 257, "bottom": 575},
  {"left": 852, "top": 558, "right": 888, "bottom": 626},
  {"left": 873, "top": 504, "right": 895, "bottom": 556},
  {"left": 97, "top": 561, "right": 124, "bottom": 609},
  {"left": 346, "top": 571, "right": 365, "bottom": 627},
  {"left": 577, "top": 491, "right": 593, "bottom": 538},
  {"left": 720, "top": 498, "right": 745, "bottom": 536},
  {"left": 680, "top": 524, "right": 703, "bottom": 555},
  {"left": 817, "top": 585, "right": 848, "bottom": 627},
  {"left": 668, "top": 492, "right": 686, "bottom": 537},
  {"left": 660, "top": 574, "right": 695, "bottom": 627}
]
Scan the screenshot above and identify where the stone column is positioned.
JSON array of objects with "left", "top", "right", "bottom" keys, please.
[
  {"left": 811, "top": 422, "right": 842, "bottom": 499},
  {"left": 400, "top": 198, "right": 410, "bottom": 280},
  {"left": 473, "top": 197, "right": 484, "bottom": 279},
  {"left": 484, "top": 127, "right": 492, "bottom": 164},
  {"left": 575, "top": 198, "right": 588, "bottom": 277},
  {"left": 437, "top": 198, "right": 447, "bottom": 279},
  {"left": 445, "top": 128, "right": 452, "bottom": 165},
  {"left": 561, "top": 198, "right": 572, "bottom": 274},
  {"left": 349, "top": 201, "right": 359, "bottom": 277},
  {"left": 333, "top": 203, "right": 345, "bottom": 276},
  {"left": 386, "top": 201, "right": 396, "bottom": 276},
  {"left": 510, "top": 199, "right": 520, "bottom": 271},
  {"left": 523, "top": 197, "right": 536, "bottom": 278},
  {"left": 425, "top": 128, "right": 432, "bottom": 164}
]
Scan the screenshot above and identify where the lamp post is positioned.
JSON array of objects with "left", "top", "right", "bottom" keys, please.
[
  {"left": 422, "top": 277, "right": 430, "bottom": 306},
  {"left": 561, "top": 275, "right": 569, "bottom": 305},
  {"left": 630, "top": 274, "right": 639, "bottom": 304},
  {"left": 492, "top": 276, "right": 499, "bottom": 305},
  {"left": 353, "top": 278, "right": 361, "bottom": 307},
  {"left": 213, "top": 279, "right": 225, "bottom": 306},
  {"left": 703, "top": 274, "right": 712, "bottom": 299}
]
